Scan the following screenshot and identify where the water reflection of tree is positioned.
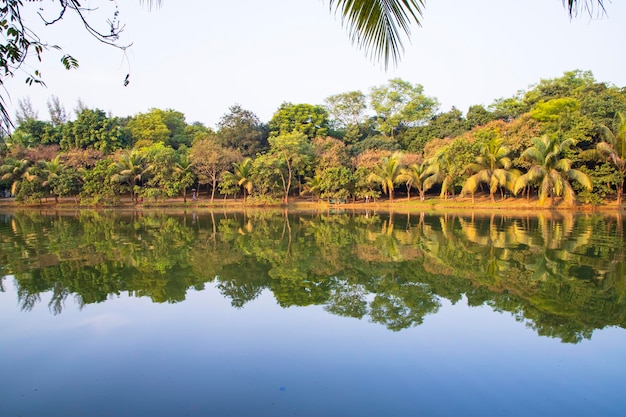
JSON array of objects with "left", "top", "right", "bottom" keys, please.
[{"left": 2, "top": 209, "right": 626, "bottom": 343}]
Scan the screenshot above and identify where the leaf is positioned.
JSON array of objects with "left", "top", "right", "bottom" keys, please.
[{"left": 61, "top": 54, "right": 79, "bottom": 70}]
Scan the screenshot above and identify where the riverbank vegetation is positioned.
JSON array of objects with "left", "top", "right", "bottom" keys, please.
[{"left": 1, "top": 70, "right": 625, "bottom": 208}]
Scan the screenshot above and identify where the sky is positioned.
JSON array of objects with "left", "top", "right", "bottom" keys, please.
[{"left": 4, "top": 0, "right": 626, "bottom": 129}]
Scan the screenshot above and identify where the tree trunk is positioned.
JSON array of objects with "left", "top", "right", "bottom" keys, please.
[{"left": 210, "top": 178, "right": 217, "bottom": 203}]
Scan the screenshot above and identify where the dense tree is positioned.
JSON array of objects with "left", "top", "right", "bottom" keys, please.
[
  {"left": 324, "top": 91, "right": 368, "bottom": 143},
  {"left": 217, "top": 105, "right": 268, "bottom": 157},
  {"left": 126, "top": 109, "right": 173, "bottom": 148},
  {"left": 269, "top": 103, "right": 330, "bottom": 139},
  {"left": 466, "top": 105, "right": 497, "bottom": 129},
  {"left": 142, "top": 142, "right": 183, "bottom": 201},
  {"left": 398, "top": 107, "right": 468, "bottom": 152},
  {"left": 370, "top": 78, "right": 438, "bottom": 138},
  {"left": 60, "top": 108, "right": 122, "bottom": 153}
]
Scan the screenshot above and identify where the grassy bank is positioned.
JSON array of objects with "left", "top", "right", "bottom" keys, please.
[{"left": 0, "top": 194, "right": 623, "bottom": 213}]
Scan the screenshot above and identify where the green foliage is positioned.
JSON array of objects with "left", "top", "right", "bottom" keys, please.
[
  {"left": 218, "top": 104, "right": 268, "bottom": 157},
  {"left": 324, "top": 91, "right": 368, "bottom": 143},
  {"left": 250, "top": 153, "right": 283, "bottom": 199},
  {"left": 398, "top": 107, "right": 469, "bottom": 152},
  {"left": 126, "top": 108, "right": 191, "bottom": 149},
  {"left": 81, "top": 158, "right": 118, "bottom": 201},
  {"left": 60, "top": 108, "right": 122, "bottom": 153},
  {"left": 466, "top": 104, "right": 497, "bottom": 129},
  {"left": 269, "top": 103, "right": 330, "bottom": 139},
  {"left": 14, "top": 175, "right": 44, "bottom": 203},
  {"left": 328, "top": 0, "right": 424, "bottom": 68},
  {"left": 515, "top": 135, "right": 592, "bottom": 205},
  {"left": 318, "top": 166, "right": 353, "bottom": 200},
  {"left": 268, "top": 132, "right": 314, "bottom": 202},
  {"left": 367, "top": 152, "right": 403, "bottom": 201},
  {"left": 370, "top": 78, "right": 439, "bottom": 138},
  {"left": 142, "top": 142, "right": 181, "bottom": 199},
  {"left": 49, "top": 167, "right": 82, "bottom": 200}
]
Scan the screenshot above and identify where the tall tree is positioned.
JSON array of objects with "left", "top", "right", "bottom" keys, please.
[
  {"left": 47, "top": 96, "right": 68, "bottom": 127},
  {"left": 324, "top": 91, "right": 367, "bottom": 143},
  {"left": 370, "top": 78, "right": 438, "bottom": 138},
  {"left": 60, "top": 108, "right": 122, "bottom": 153},
  {"left": 268, "top": 132, "right": 314, "bottom": 203},
  {"left": 217, "top": 105, "right": 268, "bottom": 157},
  {"left": 597, "top": 112, "right": 626, "bottom": 204},
  {"left": 190, "top": 137, "right": 241, "bottom": 202}
]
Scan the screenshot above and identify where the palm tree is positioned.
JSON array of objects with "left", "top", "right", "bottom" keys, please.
[
  {"left": 398, "top": 161, "right": 429, "bottom": 201},
  {"left": 0, "top": 158, "right": 32, "bottom": 196},
  {"left": 140, "top": 1, "right": 600, "bottom": 67},
  {"left": 514, "top": 135, "right": 592, "bottom": 205},
  {"left": 423, "top": 148, "right": 455, "bottom": 200},
  {"left": 462, "top": 137, "right": 514, "bottom": 203},
  {"left": 367, "top": 152, "right": 403, "bottom": 202},
  {"left": 224, "top": 158, "right": 253, "bottom": 205},
  {"left": 111, "top": 150, "right": 147, "bottom": 203},
  {"left": 597, "top": 112, "right": 626, "bottom": 204},
  {"left": 302, "top": 175, "right": 324, "bottom": 203},
  {"left": 37, "top": 156, "right": 64, "bottom": 202},
  {"left": 173, "top": 157, "right": 194, "bottom": 203}
]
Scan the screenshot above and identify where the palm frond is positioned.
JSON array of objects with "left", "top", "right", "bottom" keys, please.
[{"left": 329, "top": 0, "right": 424, "bottom": 68}]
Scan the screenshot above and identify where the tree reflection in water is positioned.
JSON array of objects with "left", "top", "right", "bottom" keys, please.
[{"left": 0, "top": 209, "right": 624, "bottom": 343}]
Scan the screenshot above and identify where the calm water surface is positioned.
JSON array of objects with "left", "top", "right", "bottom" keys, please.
[{"left": 1, "top": 209, "right": 625, "bottom": 417}]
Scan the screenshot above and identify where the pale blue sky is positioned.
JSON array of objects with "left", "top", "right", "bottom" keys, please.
[{"left": 5, "top": 0, "right": 625, "bottom": 128}]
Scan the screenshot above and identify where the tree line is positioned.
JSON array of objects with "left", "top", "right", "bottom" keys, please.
[{"left": 1, "top": 70, "right": 625, "bottom": 206}]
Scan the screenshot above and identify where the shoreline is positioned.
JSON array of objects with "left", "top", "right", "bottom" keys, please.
[{"left": 0, "top": 195, "right": 623, "bottom": 214}]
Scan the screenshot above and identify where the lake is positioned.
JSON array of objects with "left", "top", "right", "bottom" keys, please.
[{"left": 1, "top": 209, "right": 625, "bottom": 417}]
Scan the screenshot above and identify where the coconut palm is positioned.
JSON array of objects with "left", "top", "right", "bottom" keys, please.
[
  {"left": 423, "top": 148, "right": 455, "bottom": 200},
  {"left": 367, "top": 152, "right": 403, "bottom": 202},
  {"left": 223, "top": 158, "right": 253, "bottom": 205},
  {"left": 398, "top": 161, "right": 429, "bottom": 201},
  {"left": 1, "top": 158, "right": 32, "bottom": 196},
  {"left": 37, "top": 156, "right": 64, "bottom": 202},
  {"left": 141, "top": 1, "right": 600, "bottom": 67},
  {"left": 302, "top": 175, "right": 324, "bottom": 203},
  {"left": 597, "top": 112, "right": 626, "bottom": 204},
  {"left": 514, "top": 135, "right": 592, "bottom": 205},
  {"left": 111, "top": 150, "right": 147, "bottom": 203},
  {"left": 462, "top": 137, "right": 514, "bottom": 203},
  {"left": 173, "top": 157, "right": 195, "bottom": 203}
]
